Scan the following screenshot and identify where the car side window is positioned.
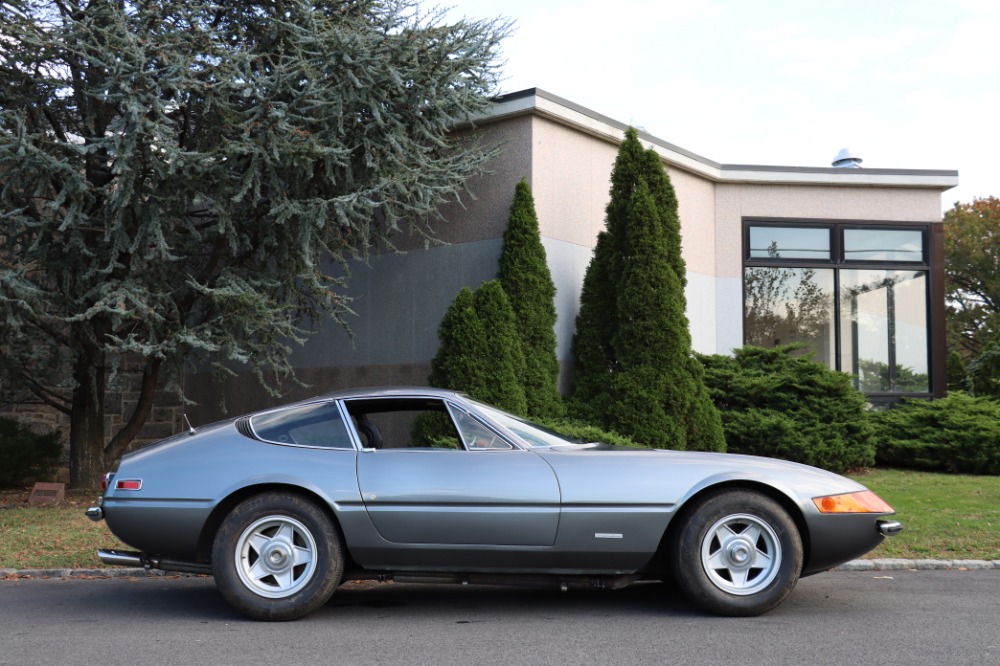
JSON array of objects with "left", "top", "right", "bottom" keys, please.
[
  {"left": 342, "top": 398, "right": 513, "bottom": 450},
  {"left": 249, "top": 401, "right": 353, "bottom": 449},
  {"left": 345, "top": 398, "right": 462, "bottom": 449}
]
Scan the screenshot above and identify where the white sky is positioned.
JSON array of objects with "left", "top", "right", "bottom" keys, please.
[{"left": 446, "top": 0, "right": 999, "bottom": 210}]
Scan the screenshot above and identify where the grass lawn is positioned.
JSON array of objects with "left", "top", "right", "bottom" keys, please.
[
  {"left": 848, "top": 468, "right": 1000, "bottom": 561},
  {"left": 0, "top": 487, "right": 128, "bottom": 570},
  {"left": 1, "top": 469, "right": 998, "bottom": 570}
]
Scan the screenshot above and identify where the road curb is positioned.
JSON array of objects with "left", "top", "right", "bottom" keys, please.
[
  {"left": 3, "top": 560, "right": 999, "bottom": 579},
  {"left": 834, "top": 558, "right": 1000, "bottom": 571}
]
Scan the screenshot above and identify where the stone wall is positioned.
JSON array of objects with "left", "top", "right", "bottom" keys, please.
[{"left": 0, "top": 355, "right": 186, "bottom": 470}]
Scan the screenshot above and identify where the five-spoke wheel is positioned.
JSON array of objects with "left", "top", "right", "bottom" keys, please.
[
  {"left": 671, "top": 489, "right": 803, "bottom": 616},
  {"left": 213, "top": 492, "right": 343, "bottom": 621}
]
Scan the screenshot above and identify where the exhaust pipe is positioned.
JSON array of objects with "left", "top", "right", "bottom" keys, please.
[
  {"left": 97, "top": 549, "right": 213, "bottom": 575},
  {"left": 97, "top": 549, "right": 144, "bottom": 567},
  {"left": 877, "top": 520, "right": 903, "bottom": 537}
]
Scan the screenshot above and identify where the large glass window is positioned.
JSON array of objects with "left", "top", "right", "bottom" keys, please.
[
  {"left": 744, "top": 222, "right": 931, "bottom": 395},
  {"left": 840, "top": 270, "right": 928, "bottom": 392},
  {"left": 744, "top": 267, "right": 835, "bottom": 367}
]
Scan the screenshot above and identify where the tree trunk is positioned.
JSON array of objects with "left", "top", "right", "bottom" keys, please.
[
  {"left": 104, "top": 356, "right": 163, "bottom": 463},
  {"left": 69, "top": 344, "right": 107, "bottom": 490}
]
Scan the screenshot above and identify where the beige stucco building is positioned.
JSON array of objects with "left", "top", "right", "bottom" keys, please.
[{"left": 188, "top": 88, "right": 957, "bottom": 420}]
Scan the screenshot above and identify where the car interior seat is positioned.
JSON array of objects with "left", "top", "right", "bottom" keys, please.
[{"left": 355, "top": 416, "right": 383, "bottom": 449}]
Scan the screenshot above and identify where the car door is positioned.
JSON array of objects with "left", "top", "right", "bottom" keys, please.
[{"left": 352, "top": 399, "right": 560, "bottom": 548}]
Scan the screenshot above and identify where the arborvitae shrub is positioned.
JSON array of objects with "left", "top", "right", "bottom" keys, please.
[
  {"left": 870, "top": 392, "right": 1000, "bottom": 475},
  {"left": 698, "top": 346, "right": 875, "bottom": 473},
  {"left": 471, "top": 280, "right": 528, "bottom": 415},
  {"left": 497, "top": 179, "right": 564, "bottom": 419},
  {"left": 569, "top": 128, "right": 724, "bottom": 452},
  {"left": 429, "top": 281, "right": 528, "bottom": 416}
]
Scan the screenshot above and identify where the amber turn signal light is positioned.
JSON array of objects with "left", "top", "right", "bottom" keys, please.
[{"left": 813, "top": 490, "right": 893, "bottom": 514}]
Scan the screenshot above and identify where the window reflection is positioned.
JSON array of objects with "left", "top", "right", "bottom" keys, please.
[
  {"left": 743, "top": 267, "right": 835, "bottom": 367},
  {"left": 843, "top": 229, "right": 923, "bottom": 262},
  {"left": 744, "top": 222, "right": 933, "bottom": 395},
  {"left": 839, "top": 270, "right": 928, "bottom": 392},
  {"left": 748, "top": 227, "right": 831, "bottom": 260}
]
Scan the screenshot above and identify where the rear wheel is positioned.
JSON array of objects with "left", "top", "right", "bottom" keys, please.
[
  {"left": 212, "top": 492, "right": 343, "bottom": 621},
  {"left": 670, "top": 489, "right": 802, "bottom": 616}
]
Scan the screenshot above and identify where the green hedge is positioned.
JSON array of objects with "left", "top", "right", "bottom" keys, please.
[
  {"left": 698, "top": 346, "right": 875, "bottom": 473},
  {"left": 536, "top": 418, "right": 643, "bottom": 449},
  {"left": 870, "top": 392, "right": 1000, "bottom": 475},
  {"left": 0, "top": 417, "right": 62, "bottom": 487}
]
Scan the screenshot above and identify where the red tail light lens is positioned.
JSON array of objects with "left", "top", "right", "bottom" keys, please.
[
  {"left": 115, "top": 479, "right": 142, "bottom": 491},
  {"left": 102, "top": 472, "right": 114, "bottom": 492}
]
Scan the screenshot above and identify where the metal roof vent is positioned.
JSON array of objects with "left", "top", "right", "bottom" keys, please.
[{"left": 832, "top": 148, "right": 863, "bottom": 168}]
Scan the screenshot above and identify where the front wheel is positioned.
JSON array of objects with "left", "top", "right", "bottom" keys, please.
[
  {"left": 212, "top": 492, "right": 344, "bottom": 621},
  {"left": 670, "top": 489, "right": 803, "bottom": 616}
]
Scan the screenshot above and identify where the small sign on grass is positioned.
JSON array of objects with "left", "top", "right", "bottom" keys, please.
[{"left": 28, "top": 482, "right": 65, "bottom": 506}]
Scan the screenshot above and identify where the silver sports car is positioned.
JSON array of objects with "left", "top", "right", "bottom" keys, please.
[{"left": 86, "top": 387, "right": 901, "bottom": 620}]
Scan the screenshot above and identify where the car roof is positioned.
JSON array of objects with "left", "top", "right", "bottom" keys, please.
[{"left": 315, "top": 386, "right": 467, "bottom": 402}]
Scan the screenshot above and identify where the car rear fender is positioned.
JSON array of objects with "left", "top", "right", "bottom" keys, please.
[{"left": 195, "top": 482, "right": 358, "bottom": 570}]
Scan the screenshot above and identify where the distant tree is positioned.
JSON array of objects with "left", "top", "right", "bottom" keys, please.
[
  {"left": 0, "top": 0, "right": 511, "bottom": 487},
  {"left": 570, "top": 128, "right": 724, "bottom": 451},
  {"left": 429, "top": 281, "right": 527, "bottom": 415},
  {"left": 944, "top": 196, "right": 1000, "bottom": 396},
  {"left": 497, "top": 179, "right": 564, "bottom": 418}
]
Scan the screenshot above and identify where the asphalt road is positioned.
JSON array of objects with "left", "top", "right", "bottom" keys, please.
[{"left": 1, "top": 570, "right": 998, "bottom": 666}]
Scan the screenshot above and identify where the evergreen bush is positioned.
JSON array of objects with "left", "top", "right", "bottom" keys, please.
[
  {"left": 497, "top": 180, "right": 564, "bottom": 419},
  {"left": 428, "top": 281, "right": 528, "bottom": 416},
  {"left": 569, "top": 128, "right": 724, "bottom": 452},
  {"left": 698, "top": 346, "right": 875, "bottom": 473},
  {"left": 472, "top": 281, "right": 529, "bottom": 415},
  {"left": 535, "top": 418, "right": 643, "bottom": 449},
  {"left": 0, "top": 418, "right": 62, "bottom": 487},
  {"left": 870, "top": 392, "right": 1000, "bottom": 475}
]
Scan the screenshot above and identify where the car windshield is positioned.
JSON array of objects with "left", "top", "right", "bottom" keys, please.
[{"left": 468, "top": 401, "right": 582, "bottom": 448}]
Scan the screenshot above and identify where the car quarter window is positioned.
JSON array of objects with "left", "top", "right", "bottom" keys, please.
[
  {"left": 451, "top": 408, "right": 513, "bottom": 450},
  {"left": 248, "top": 401, "right": 353, "bottom": 449}
]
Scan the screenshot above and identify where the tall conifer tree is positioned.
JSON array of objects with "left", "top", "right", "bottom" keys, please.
[
  {"left": 570, "top": 128, "right": 724, "bottom": 451},
  {"left": 497, "top": 180, "right": 564, "bottom": 418}
]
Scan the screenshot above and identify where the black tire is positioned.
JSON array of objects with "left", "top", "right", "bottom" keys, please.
[
  {"left": 670, "top": 489, "right": 803, "bottom": 617},
  {"left": 212, "top": 492, "right": 344, "bottom": 621}
]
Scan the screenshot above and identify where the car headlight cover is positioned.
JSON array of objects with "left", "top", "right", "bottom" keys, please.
[{"left": 813, "top": 490, "right": 894, "bottom": 514}]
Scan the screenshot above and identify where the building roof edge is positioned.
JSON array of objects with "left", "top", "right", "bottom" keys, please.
[{"left": 473, "top": 89, "right": 958, "bottom": 190}]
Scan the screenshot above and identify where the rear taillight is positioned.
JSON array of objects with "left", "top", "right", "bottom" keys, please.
[
  {"left": 101, "top": 472, "right": 114, "bottom": 492},
  {"left": 115, "top": 479, "right": 142, "bottom": 491}
]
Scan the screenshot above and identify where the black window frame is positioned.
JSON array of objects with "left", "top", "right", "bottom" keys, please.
[{"left": 743, "top": 218, "right": 943, "bottom": 400}]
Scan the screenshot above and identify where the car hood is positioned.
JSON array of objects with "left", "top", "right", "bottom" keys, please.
[{"left": 538, "top": 444, "right": 867, "bottom": 507}]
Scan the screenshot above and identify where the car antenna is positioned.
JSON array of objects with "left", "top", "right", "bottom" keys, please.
[{"left": 183, "top": 413, "right": 196, "bottom": 436}]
